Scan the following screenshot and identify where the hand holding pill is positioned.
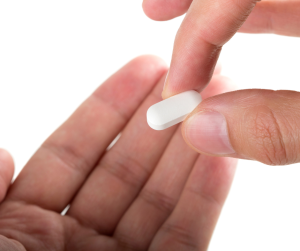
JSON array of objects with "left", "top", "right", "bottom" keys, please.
[
  {"left": 0, "top": 56, "right": 238, "bottom": 250},
  {"left": 143, "top": 0, "right": 300, "bottom": 99},
  {"left": 142, "top": 0, "right": 300, "bottom": 165}
]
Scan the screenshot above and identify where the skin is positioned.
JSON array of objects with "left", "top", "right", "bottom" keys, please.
[
  {"left": 1, "top": 1, "right": 298, "bottom": 248},
  {"left": 182, "top": 89, "right": 300, "bottom": 165},
  {"left": 0, "top": 56, "right": 237, "bottom": 251},
  {"left": 142, "top": 0, "right": 300, "bottom": 98},
  {"left": 142, "top": 0, "right": 300, "bottom": 166}
]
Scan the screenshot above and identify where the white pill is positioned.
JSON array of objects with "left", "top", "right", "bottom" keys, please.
[{"left": 147, "top": 90, "right": 202, "bottom": 130}]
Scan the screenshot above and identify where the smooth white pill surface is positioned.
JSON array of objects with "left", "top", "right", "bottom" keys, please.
[{"left": 147, "top": 90, "right": 202, "bottom": 130}]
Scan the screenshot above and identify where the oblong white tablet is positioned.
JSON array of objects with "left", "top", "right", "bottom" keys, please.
[{"left": 147, "top": 90, "right": 202, "bottom": 130}]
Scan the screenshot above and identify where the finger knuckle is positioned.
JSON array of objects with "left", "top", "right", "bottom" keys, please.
[
  {"left": 115, "top": 233, "right": 140, "bottom": 251},
  {"left": 139, "top": 189, "right": 176, "bottom": 214},
  {"left": 160, "top": 223, "right": 198, "bottom": 250},
  {"left": 186, "top": 186, "right": 221, "bottom": 209},
  {"left": 100, "top": 150, "right": 150, "bottom": 188},
  {"left": 41, "top": 142, "right": 91, "bottom": 175}
]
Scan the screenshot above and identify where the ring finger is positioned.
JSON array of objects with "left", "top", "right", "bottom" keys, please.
[
  {"left": 112, "top": 73, "right": 236, "bottom": 250},
  {"left": 67, "top": 74, "right": 178, "bottom": 234}
]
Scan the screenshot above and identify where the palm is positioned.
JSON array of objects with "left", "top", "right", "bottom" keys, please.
[
  {"left": 0, "top": 56, "right": 236, "bottom": 251},
  {"left": 0, "top": 200, "right": 129, "bottom": 250},
  {"left": 0, "top": 202, "right": 78, "bottom": 251}
]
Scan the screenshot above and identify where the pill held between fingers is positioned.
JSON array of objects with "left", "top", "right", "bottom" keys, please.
[{"left": 147, "top": 90, "right": 202, "bottom": 130}]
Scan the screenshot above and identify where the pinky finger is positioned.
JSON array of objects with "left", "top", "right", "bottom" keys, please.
[
  {"left": 239, "top": 1, "right": 300, "bottom": 37},
  {"left": 0, "top": 149, "right": 14, "bottom": 202}
]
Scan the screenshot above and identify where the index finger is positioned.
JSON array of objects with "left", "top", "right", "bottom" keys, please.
[
  {"left": 162, "top": 0, "right": 258, "bottom": 99},
  {"left": 6, "top": 55, "right": 168, "bottom": 212}
]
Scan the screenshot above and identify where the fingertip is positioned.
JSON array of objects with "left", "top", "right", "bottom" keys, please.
[
  {"left": 132, "top": 55, "right": 169, "bottom": 90},
  {"left": 182, "top": 110, "right": 235, "bottom": 156},
  {"left": 142, "top": 0, "right": 166, "bottom": 21},
  {"left": 181, "top": 80, "right": 238, "bottom": 156},
  {"left": 130, "top": 55, "right": 168, "bottom": 73},
  {"left": 96, "top": 54, "right": 169, "bottom": 102},
  {"left": 0, "top": 149, "right": 15, "bottom": 202},
  {"left": 142, "top": 0, "right": 191, "bottom": 21}
]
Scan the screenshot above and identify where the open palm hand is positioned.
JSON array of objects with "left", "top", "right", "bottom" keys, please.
[{"left": 0, "top": 56, "right": 237, "bottom": 251}]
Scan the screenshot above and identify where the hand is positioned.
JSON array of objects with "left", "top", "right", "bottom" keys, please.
[
  {"left": 0, "top": 56, "right": 236, "bottom": 251},
  {"left": 180, "top": 87, "right": 300, "bottom": 166},
  {"left": 142, "top": 0, "right": 300, "bottom": 98}
]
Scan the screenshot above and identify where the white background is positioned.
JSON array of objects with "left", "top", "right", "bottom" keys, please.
[{"left": 1, "top": 1, "right": 300, "bottom": 250}]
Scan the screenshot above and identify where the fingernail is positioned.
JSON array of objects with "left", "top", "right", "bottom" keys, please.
[
  {"left": 161, "top": 71, "right": 169, "bottom": 99},
  {"left": 185, "top": 111, "right": 235, "bottom": 155}
]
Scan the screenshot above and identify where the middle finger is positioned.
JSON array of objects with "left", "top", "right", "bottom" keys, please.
[
  {"left": 67, "top": 74, "right": 177, "bottom": 234},
  {"left": 112, "top": 73, "right": 235, "bottom": 250}
]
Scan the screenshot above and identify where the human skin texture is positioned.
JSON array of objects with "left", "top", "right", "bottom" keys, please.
[
  {"left": 142, "top": 0, "right": 300, "bottom": 98},
  {"left": 142, "top": 0, "right": 300, "bottom": 164},
  {"left": 0, "top": 56, "right": 237, "bottom": 251}
]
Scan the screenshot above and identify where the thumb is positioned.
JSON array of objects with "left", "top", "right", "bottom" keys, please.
[{"left": 182, "top": 89, "right": 300, "bottom": 165}]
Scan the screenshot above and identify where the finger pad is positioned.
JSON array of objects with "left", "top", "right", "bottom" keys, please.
[{"left": 143, "top": 0, "right": 191, "bottom": 21}]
